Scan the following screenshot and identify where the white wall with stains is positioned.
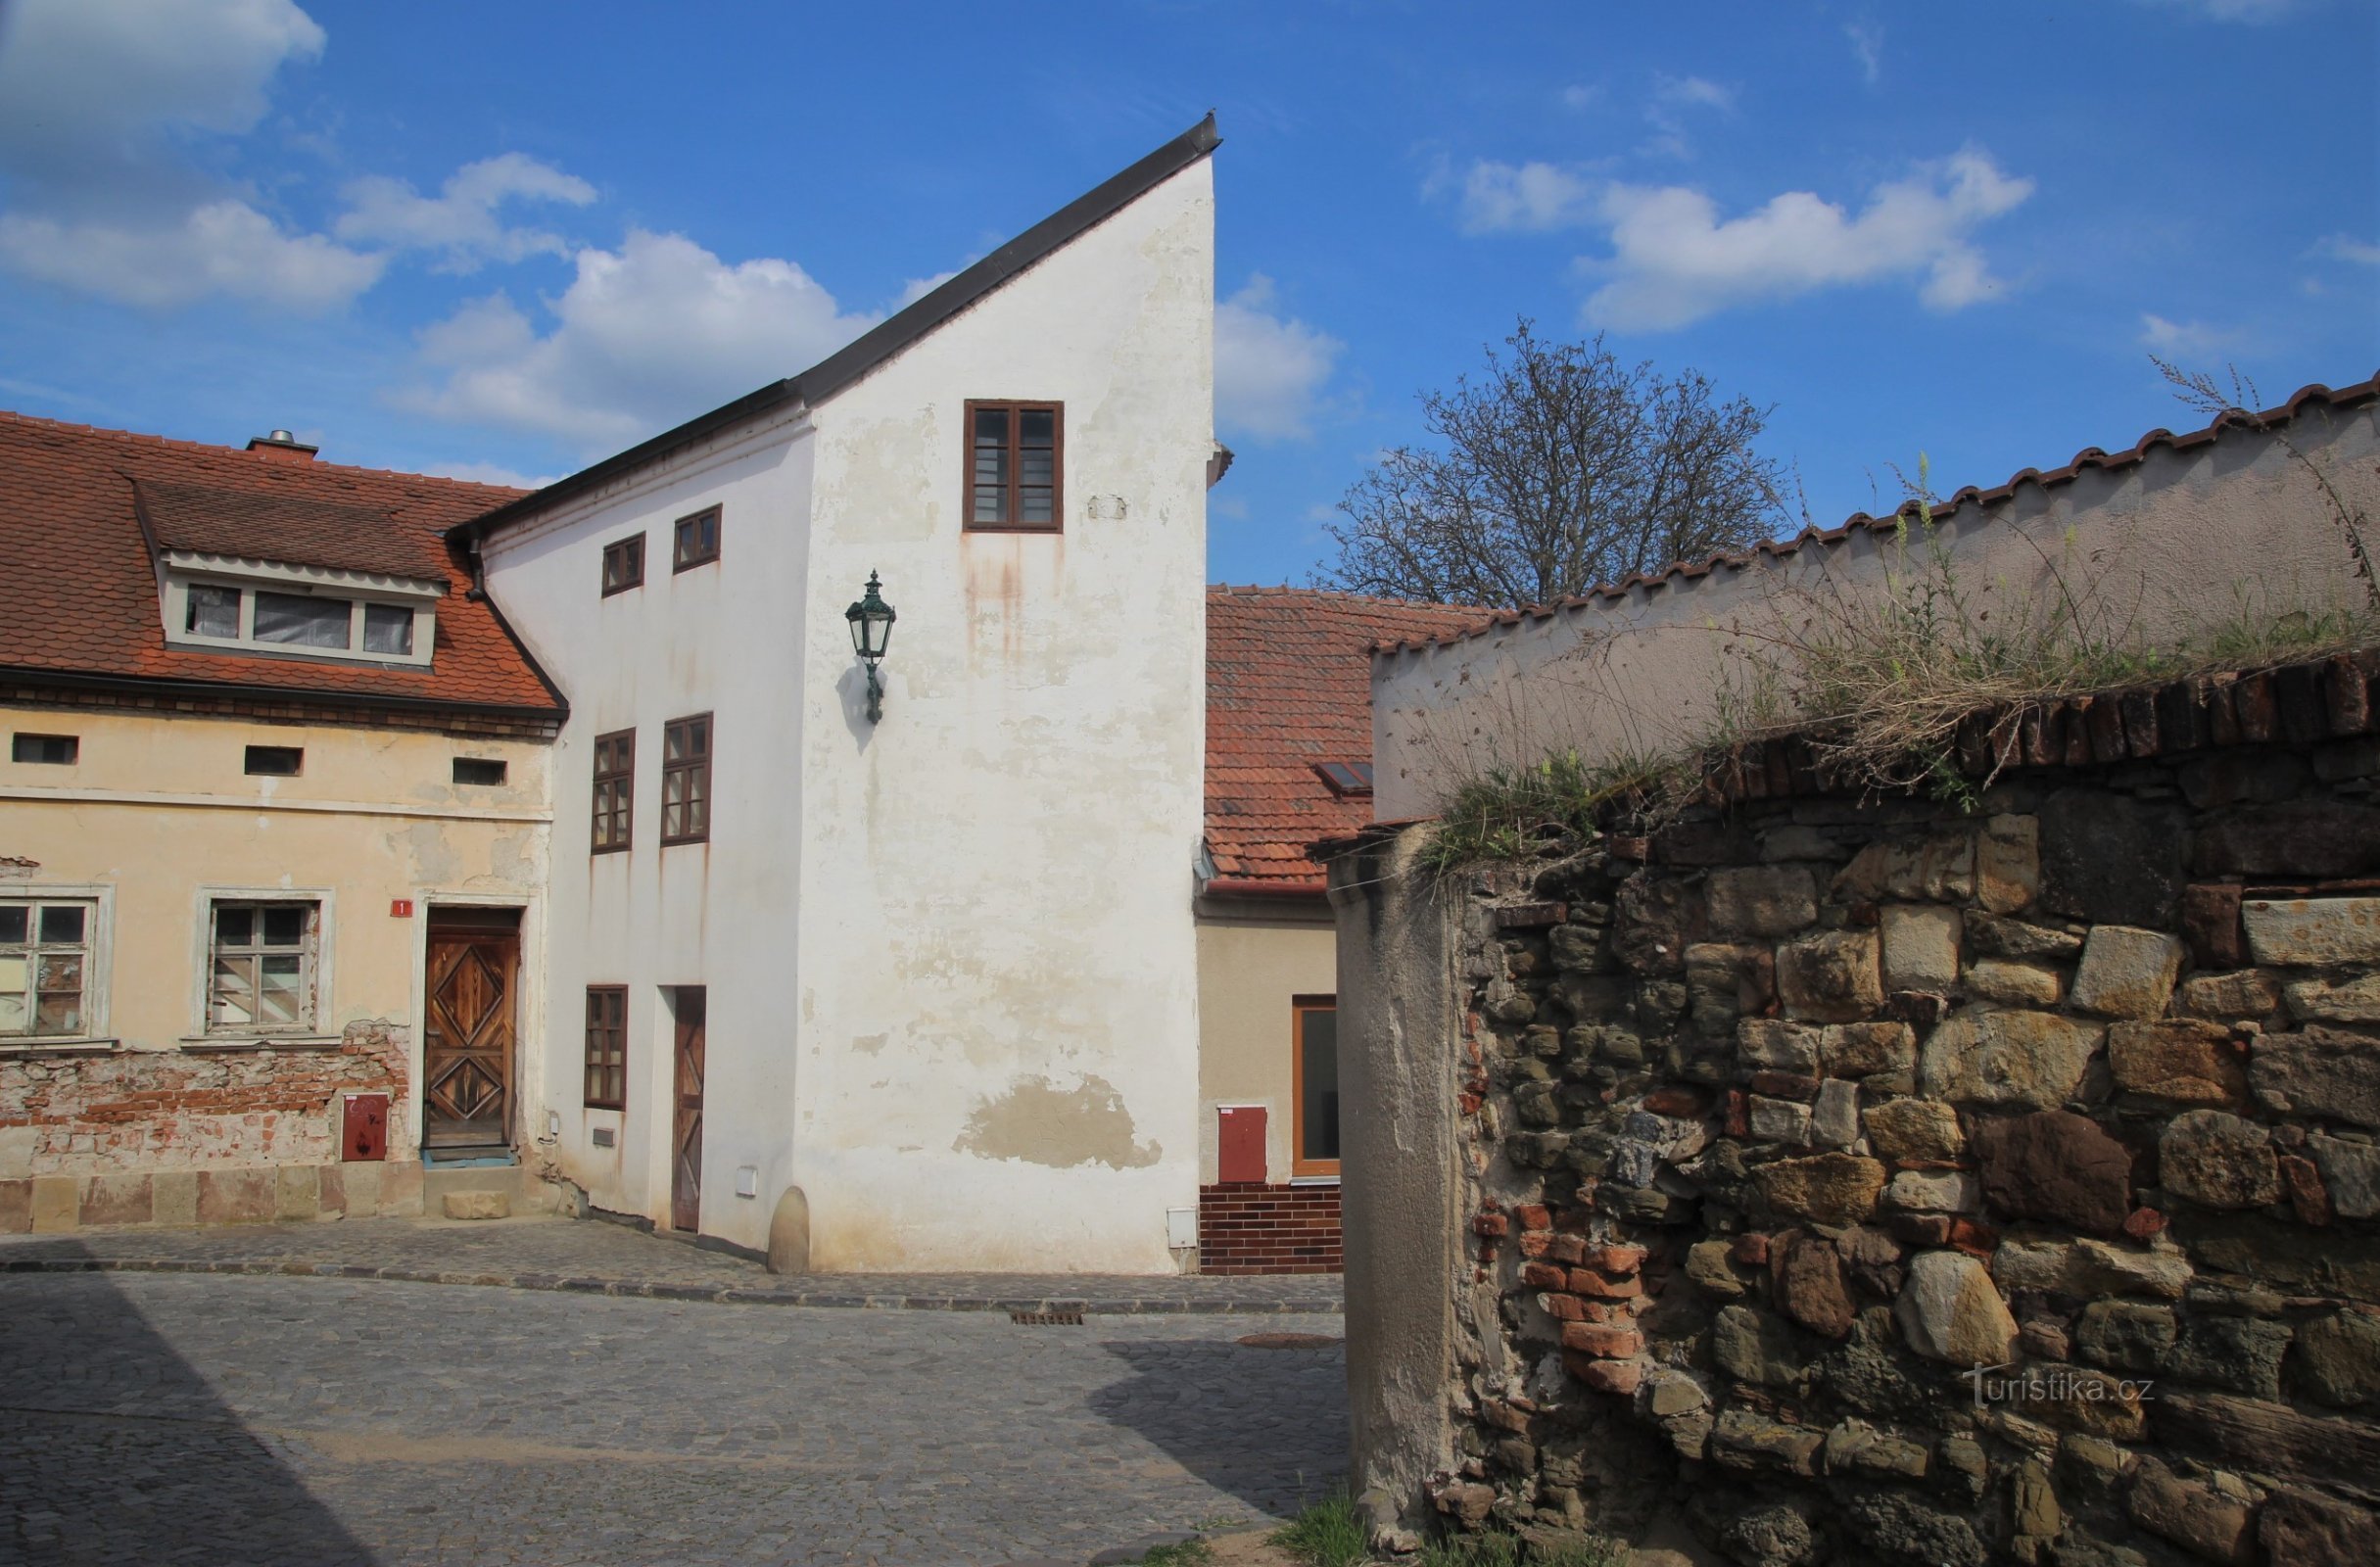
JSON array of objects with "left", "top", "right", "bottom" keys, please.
[{"left": 479, "top": 154, "right": 1213, "bottom": 1269}]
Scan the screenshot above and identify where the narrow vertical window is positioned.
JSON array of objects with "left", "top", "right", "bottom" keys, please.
[
  {"left": 602, "top": 535, "right": 645, "bottom": 594},
  {"left": 592, "top": 729, "right": 635, "bottom": 853},
  {"left": 672, "top": 506, "right": 720, "bottom": 571},
  {"left": 1292, "top": 996, "right": 1340, "bottom": 1178},
  {"left": 584, "top": 986, "right": 627, "bottom": 1109},
  {"left": 963, "top": 402, "right": 1063, "bottom": 531},
  {"left": 661, "top": 715, "right": 711, "bottom": 845}
]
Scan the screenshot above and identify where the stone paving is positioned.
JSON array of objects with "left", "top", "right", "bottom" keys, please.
[
  {"left": 0, "top": 1265, "right": 1349, "bottom": 1566},
  {"left": 0, "top": 1214, "right": 1343, "bottom": 1314}
]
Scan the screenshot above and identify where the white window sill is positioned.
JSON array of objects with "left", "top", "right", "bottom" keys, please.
[
  {"left": 0, "top": 1037, "right": 121, "bottom": 1057},
  {"left": 179, "top": 1034, "right": 343, "bottom": 1053},
  {"left": 1289, "top": 1174, "right": 1342, "bottom": 1188}
]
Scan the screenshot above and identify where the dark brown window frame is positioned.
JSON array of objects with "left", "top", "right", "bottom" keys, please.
[
  {"left": 963, "top": 400, "right": 1065, "bottom": 533},
  {"left": 1291, "top": 993, "right": 1341, "bottom": 1179},
  {"left": 660, "top": 713, "right": 712, "bottom": 846},
  {"left": 591, "top": 729, "right": 635, "bottom": 854},
  {"left": 601, "top": 534, "right": 646, "bottom": 595},
  {"left": 672, "top": 505, "right": 721, "bottom": 572},
  {"left": 584, "top": 984, "right": 628, "bottom": 1110}
]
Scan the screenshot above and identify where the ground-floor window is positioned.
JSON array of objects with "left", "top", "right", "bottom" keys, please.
[
  {"left": 585, "top": 985, "right": 627, "bottom": 1109},
  {"left": 0, "top": 898, "right": 94, "bottom": 1036},
  {"left": 1291, "top": 994, "right": 1340, "bottom": 1178},
  {"left": 208, "top": 900, "right": 320, "bottom": 1032}
]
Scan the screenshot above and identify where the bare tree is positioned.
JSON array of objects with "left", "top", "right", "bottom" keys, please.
[{"left": 1316, "top": 320, "right": 1791, "bottom": 607}]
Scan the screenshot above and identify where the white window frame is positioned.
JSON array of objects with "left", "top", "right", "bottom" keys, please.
[
  {"left": 160, "top": 555, "right": 441, "bottom": 669},
  {"left": 188, "top": 884, "right": 337, "bottom": 1041},
  {"left": 0, "top": 884, "right": 115, "bottom": 1046}
]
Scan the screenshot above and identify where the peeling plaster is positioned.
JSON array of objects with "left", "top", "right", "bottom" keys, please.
[{"left": 954, "top": 1073, "right": 1161, "bottom": 1169}]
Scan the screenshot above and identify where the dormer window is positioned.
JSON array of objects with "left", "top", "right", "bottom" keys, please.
[{"left": 167, "top": 571, "right": 439, "bottom": 667}]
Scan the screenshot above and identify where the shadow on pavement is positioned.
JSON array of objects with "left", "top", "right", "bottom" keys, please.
[
  {"left": 1086, "top": 1336, "right": 1350, "bottom": 1518},
  {"left": 0, "top": 1244, "right": 377, "bottom": 1566}
]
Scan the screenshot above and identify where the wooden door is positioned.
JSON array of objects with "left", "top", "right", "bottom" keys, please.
[
  {"left": 423, "top": 930, "right": 518, "bottom": 1149},
  {"left": 671, "top": 988, "right": 706, "bottom": 1232}
]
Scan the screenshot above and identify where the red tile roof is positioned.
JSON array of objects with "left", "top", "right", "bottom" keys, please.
[
  {"left": 0, "top": 411, "right": 563, "bottom": 714},
  {"left": 1375, "top": 372, "right": 2380, "bottom": 656},
  {"left": 1206, "top": 586, "right": 1489, "bottom": 895}
]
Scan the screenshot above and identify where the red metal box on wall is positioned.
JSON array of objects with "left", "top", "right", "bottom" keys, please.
[
  {"left": 342, "top": 1093, "right": 389, "bottom": 1162},
  {"left": 1216, "top": 1105, "right": 1266, "bottom": 1184}
]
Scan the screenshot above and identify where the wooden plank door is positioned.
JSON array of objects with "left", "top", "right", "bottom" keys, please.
[
  {"left": 423, "top": 932, "right": 517, "bottom": 1149},
  {"left": 671, "top": 988, "right": 706, "bottom": 1232}
]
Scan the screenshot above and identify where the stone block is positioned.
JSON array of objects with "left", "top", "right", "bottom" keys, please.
[
  {"left": 1760, "top": 825, "right": 1842, "bottom": 862},
  {"left": 2285, "top": 973, "right": 2380, "bottom": 1023},
  {"left": 1610, "top": 873, "right": 1705, "bottom": 974},
  {"left": 2126, "top": 1455, "right": 2257, "bottom": 1566},
  {"left": 1684, "top": 1239, "right": 1746, "bottom": 1298},
  {"left": 2292, "top": 1310, "right": 2380, "bottom": 1407},
  {"left": 2309, "top": 1135, "right": 2380, "bottom": 1219},
  {"left": 275, "top": 1164, "right": 321, "bottom": 1222},
  {"left": 1965, "top": 960, "right": 2063, "bottom": 1007},
  {"left": 1864, "top": 1098, "right": 1965, "bottom": 1163},
  {"left": 2243, "top": 897, "right": 2380, "bottom": 966},
  {"left": 1824, "top": 1419, "right": 1929, "bottom": 1480},
  {"left": 78, "top": 1173, "right": 153, "bottom": 1228},
  {"left": 1968, "top": 913, "right": 2082, "bottom": 961},
  {"left": 2109, "top": 1019, "right": 2249, "bottom": 1107},
  {"left": 2173, "top": 1315, "right": 2293, "bottom": 1401},
  {"left": 2172, "top": 1212, "right": 2380, "bottom": 1303},
  {"left": 1810, "top": 1078, "right": 1859, "bottom": 1148},
  {"left": 380, "top": 1160, "right": 425, "bottom": 1216},
  {"left": 30, "top": 1175, "right": 77, "bottom": 1233},
  {"left": 2196, "top": 799, "right": 2380, "bottom": 878},
  {"left": 2179, "top": 969, "right": 2283, "bottom": 1021},
  {"left": 1972, "top": 1109, "right": 2134, "bottom": 1237},
  {"left": 153, "top": 1170, "right": 197, "bottom": 1228},
  {"left": 2260, "top": 1487, "right": 2380, "bottom": 1567},
  {"left": 1776, "top": 929, "right": 1882, "bottom": 1021},
  {"left": 1885, "top": 1169, "right": 1976, "bottom": 1212},
  {"left": 1713, "top": 1305, "right": 1805, "bottom": 1387},
  {"left": 1737, "top": 1019, "right": 1819, "bottom": 1072},
  {"left": 198, "top": 1169, "right": 276, "bottom": 1225},
  {"left": 317, "top": 1164, "right": 346, "bottom": 1216},
  {"left": 1773, "top": 1233, "right": 1855, "bottom": 1338},
  {"left": 1975, "top": 814, "right": 2039, "bottom": 915},
  {"left": 2076, "top": 1302, "right": 2176, "bottom": 1375},
  {"left": 1895, "top": 1249, "right": 2018, "bottom": 1365},
  {"left": 442, "top": 1190, "right": 511, "bottom": 1221},
  {"left": 2017, "top": 1363, "right": 2148, "bottom": 1440},
  {"left": 1705, "top": 866, "right": 1818, "bottom": 937},
  {"left": 2177, "top": 749, "right": 2309, "bottom": 808},
  {"left": 2251, "top": 1026, "right": 2380, "bottom": 1127},
  {"left": 1880, "top": 905, "right": 1961, "bottom": 992},
  {"left": 1747, "top": 1096, "right": 1812, "bottom": 1145},
  {"left": 1840, "top": 1494, "right": 1987, "bottom": 1567},
  {"left": 1919, "top": 1009, "right": 2102, "bottom": 1110},
  {"left": 1833, "top": 831, "right": 1975, "bottom": 903},
  {"left": 0, "top": 1178, "right": 32, "bottom": 1234},
  {"left": 1684, "top": 942, "right": 1775, "bottom": 1039},
  {"left": 1755, "top": 1153, "right": 1887, "bottom": 1225},
  {"left": 2154, "top": 1392, "right": 2380, "bottom": 1496},
  {"left": 2069, "top": 1237, "right": 2194, "bottom": 1300},
  {"left": 1642, "top": 1369, "right": 1711, "bottom": 1417},
  {"left": 1819, "top": 1021, "right": 1915, "bottom": 1077},
  {"left": 2182, "top": 882, "right": 2248, "bottom": 970},
  {"left": 2071, "top": 926, "right": 2185, "bottom": 1020},
  {"left": 2039, "top": 788, "right": 2186, "bottom": 926},
  {"left": 2161, "top": 1110, "right": 2281, "bottom": 1210},
  {"left": 1709, "top": 1407, "right": 1824, "bottom": 1475}
]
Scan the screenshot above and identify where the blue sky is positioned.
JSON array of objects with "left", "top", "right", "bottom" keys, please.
[{"left": 0, "top": 0, "right": 2373, "bottom": 589}]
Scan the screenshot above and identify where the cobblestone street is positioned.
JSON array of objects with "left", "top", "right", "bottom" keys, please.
[{"left": 0, "top": 1254, "right": 1348, "bottom": 1566}]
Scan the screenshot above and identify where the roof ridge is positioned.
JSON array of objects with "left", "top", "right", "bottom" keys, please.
[
  {"left": 1207, "top": 581, "right": 1492, "bottom": 611},
  {"left": 0, "top": 408, "right": 529, "bottom": 499},
  {"left": 1373, "top": 370, "right": 2380, "bottom": 657}
]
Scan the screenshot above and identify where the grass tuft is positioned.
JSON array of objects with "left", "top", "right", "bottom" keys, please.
[
  {"left": 1137, "top": 1540, "right": 1215, "bottom": 1566},
  {"left": 1270, "top": 1488, "right": 1371, "bottom": 1567}
]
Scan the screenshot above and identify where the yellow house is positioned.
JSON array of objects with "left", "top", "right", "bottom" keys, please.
[{"left": 0, "top": 414, "right": 565, "bottom": 1234}]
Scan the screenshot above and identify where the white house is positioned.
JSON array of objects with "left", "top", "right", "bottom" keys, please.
[{"left": 456, "top": 118, "right": 1219, "bottom": 1272}]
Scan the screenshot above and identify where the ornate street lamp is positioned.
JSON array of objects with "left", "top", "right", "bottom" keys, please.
[{"left": 844, "top": 570, "right": 896, "bottom": 723}]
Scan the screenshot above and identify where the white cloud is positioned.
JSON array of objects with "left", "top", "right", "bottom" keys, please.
[
  {"left": 1214, "top": 274, "right": 1342, "bottom": 443},
  {"left": 2137, "top": 0, "right": 2298, "bottom": 20},
  {"left": 1848, "top": 24, "right": 1883, "bottom": 84},
  {"left": 2317, "top": 233, "right": 2380, "bottom": 266},
  {"left": 1583, "top": 148, "right": 2034, "bottom": 330},
  {"left": 1561, "top": 84, "right": 1603, "bottom": 111},
  {"left": 2139, "top": 313, "right": 2243, "bottom": 356},
  {"left": 895, "top": 268, "right": 962, "bottom": 308},
  {"left": 0, "top": 0, "right": 323, "bottom": 177},
  {"left": 400, "top": 229, "right": 881, "bottom": 449},
  {"left": 1456, "top": 161, "right": 1602, "bottom": 234},
  {"left": 1212, "top": 495, "right": 1250, "bottom": 521},
  {"left": 335, "top": 154, "right": 595, "bottom": 270},
  {"left": 0, "top": 200, "right": 382, "bottom": 310},
  {"left": 1652, "top": 74, "right": 1735, "bottom": 113}
]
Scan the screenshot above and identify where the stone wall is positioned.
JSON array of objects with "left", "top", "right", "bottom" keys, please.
[
  {"left": 1327, "top": 656, "right": 2380, "bottom": 1565},
  {"left": 0, "top": 1021, "right": 421, "bottom": 1232},
  {"left": 1199, "top": 1181, "right": 1345, "bottom": 1274}
]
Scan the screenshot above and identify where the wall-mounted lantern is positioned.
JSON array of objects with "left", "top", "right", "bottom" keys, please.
[{"left": 844, "top": 570, "right": 896, "bottom": 723}]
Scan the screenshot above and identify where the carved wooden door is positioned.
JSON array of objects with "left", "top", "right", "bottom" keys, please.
[
  {"left": 671, "top": 988, "right": 706, "bottom": 1232},
  {"left": 423, "top": 933, "right": 517, "bottom": 1148}
]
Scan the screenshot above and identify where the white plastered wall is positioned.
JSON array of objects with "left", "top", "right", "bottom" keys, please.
[{"left": 1374, "top": 404, "right": 2380, "bottom": 820}]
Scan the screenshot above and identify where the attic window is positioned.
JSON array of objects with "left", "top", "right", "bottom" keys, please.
[
  {"left": 1314, "top": 761, "right": 1373, "bottom": 797},
  {"left": 166, "top": 572, "right": 437, "bottom": 668}
]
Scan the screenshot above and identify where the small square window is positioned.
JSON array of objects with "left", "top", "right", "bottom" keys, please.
[
  {"left": 186, "top": 585, "right": 241, "bottom": 640},
  {"left": 965, "top": 402, "right": 1063, "bottom": 531},
  {"left": 672, "top": 506, "right": 721, "bottom": 572},
  {"left": 208, "top": 899, "right": 319, "bottom": 1032},
  {"left": 11, "top": 734, "right": 77, "bottom": 765},
  {"left": 661, "top": 714, "right": 711, "bottom": 845},
  {"left": 361, "top": 603, "right": 414, "bottom": 656},
  {"left": 602, "top": 535, "right": 645, "bottom": 595},
  {"left": 453, "top": 757, "right": 508, "bottom": 786},
  {"left": 245, "top": 745, "right": 303, "bottom": 777}
]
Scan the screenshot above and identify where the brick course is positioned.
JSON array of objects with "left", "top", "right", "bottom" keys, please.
[{"left": 1198, "top": 1181, "right": 1343, "bottom": 1274}]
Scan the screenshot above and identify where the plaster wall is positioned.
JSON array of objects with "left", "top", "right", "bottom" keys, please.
[
  {"left": 790, "top": 157, "right": 1214, "bottom": 1271},
  {"left": 1373, "top": 406, "right": 2380, "bottom": 820},
  {"left": 474, "top": 411, "right": 813, "bottom": 1242},
  {"left": 0, "top": 705, "right": 550, "bottom": 1169},
  {"left": 1195, "top": 916, "right": 1336, "bottom": 1183}
]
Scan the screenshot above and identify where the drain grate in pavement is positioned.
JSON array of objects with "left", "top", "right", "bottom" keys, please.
[{"left": 1009, "top": 1309, "right": 1085, "bottom": 1326}]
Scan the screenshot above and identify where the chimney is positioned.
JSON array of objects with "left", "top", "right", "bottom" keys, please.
[{"left": 247, "top": 428, "right": 319, "bottom": 463}]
